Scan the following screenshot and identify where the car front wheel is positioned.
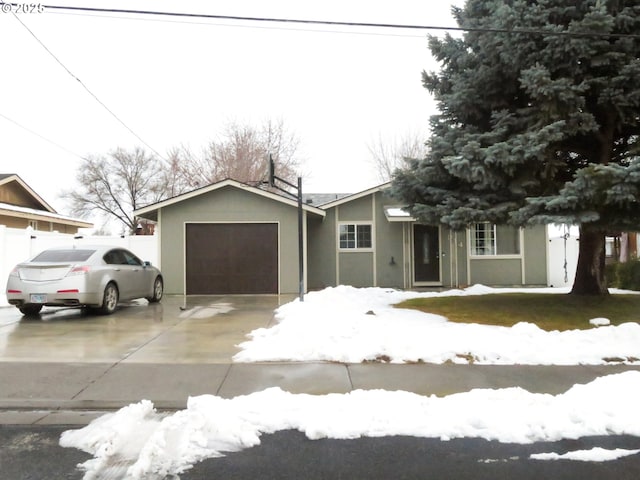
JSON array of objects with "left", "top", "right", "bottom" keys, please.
[
  {"left": 147, "top": 276, "right": 163, "bottom": 303},
  {"left": 99, "top": 283, "right": 119, "bottom": 315}
]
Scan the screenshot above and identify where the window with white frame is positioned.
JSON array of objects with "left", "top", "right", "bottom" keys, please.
[
  {"left": 470, "top": 223, "right": 520, "bottom": 256},
  {"left": 339, "top": 223, "right": 372, "bottom": 249}
]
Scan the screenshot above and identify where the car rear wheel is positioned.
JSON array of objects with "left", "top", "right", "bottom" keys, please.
[
  {"left": 18, "top": 305, "right": 43, "bottom": 316},
  {"left": 147, "top": 276, "right": 163, "bottom": 303},
  {"left": 99, "top": 283, "right": 119, "bottom": 315}
]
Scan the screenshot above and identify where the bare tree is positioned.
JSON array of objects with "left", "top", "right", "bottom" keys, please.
[
  {"left": 62, "top": 120, "right": 302, "bottom": 233},
  {"left": 62, "top": 147, "right": 171, "bottom": 234},
  {"left": 368, "top": 133, "right": 428, "bottom": 183},
  {"left": 172, "top": 119, "right": 303, "bottom": 189}
]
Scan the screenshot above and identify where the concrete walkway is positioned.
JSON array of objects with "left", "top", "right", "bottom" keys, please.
[
  {"left": 1, "top": 295, "right": 639, "bottom": 425},
  {"left": 3, "top": 361, "right": 640, "bottom": 426}
]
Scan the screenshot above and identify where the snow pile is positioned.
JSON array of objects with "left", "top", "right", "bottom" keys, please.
[
  {"left": 531, "top": 447, "right": 640, "bottom": 462},
  {"left": 590, "top": 317, "right": 611, "bottom": 327},
  {"left": 60, "top": 372, "right": 640, "bottom": 479},
  {"left": 233, "top": 285, "right": 640, "bottom": 365}
]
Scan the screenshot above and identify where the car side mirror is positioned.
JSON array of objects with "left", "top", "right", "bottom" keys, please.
[{"left": 144, "top": 261, "right": 152, "bottom": 267}]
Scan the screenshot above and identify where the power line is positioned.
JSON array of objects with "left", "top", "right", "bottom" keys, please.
[
  {"left": 38, "top": 3, "right": 640, "bottom": 40},
  {"left": 0, "top": 111, "right": 88, "bottom": 160},
  {"left": 4, "top": 3, "right": 167, "bottom": 159},
  {"left": 46, "top": 10, "right": 429, "bottom": 40}
]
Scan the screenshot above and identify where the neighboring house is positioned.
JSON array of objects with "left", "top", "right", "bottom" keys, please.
[
  {"left": 0, "top": 174, "right": 92, "bottom": 234},
  {"left": 135, "top": 178, "right": 552, "bottom": 295}
]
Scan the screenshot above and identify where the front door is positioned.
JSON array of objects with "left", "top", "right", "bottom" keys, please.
[{"left": 413, "top": 225, "right": 440, "bottom": 283}]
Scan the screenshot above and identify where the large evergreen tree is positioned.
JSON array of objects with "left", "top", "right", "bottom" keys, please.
[{"left": 392, "top": 0, "right": 640, "bottom": 294}]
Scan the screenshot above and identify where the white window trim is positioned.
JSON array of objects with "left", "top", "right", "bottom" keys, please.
[
  {"left": 337, "top": 221, "right": 374, "bottom": 252},
  {"left": 468, "top": 223, "right": 524, "bottom": 259}
]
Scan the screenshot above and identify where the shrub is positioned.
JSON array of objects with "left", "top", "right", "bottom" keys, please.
[{"left": 607, "top": 259, "right": 640, "bottom": 291}]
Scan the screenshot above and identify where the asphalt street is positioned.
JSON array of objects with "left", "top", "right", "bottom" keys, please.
[{"left": 2, "top": 426, "right": 640, "bottom": 480}]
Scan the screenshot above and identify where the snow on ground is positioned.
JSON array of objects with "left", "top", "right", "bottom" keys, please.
[
  {"left": 531, "top": 447, "right": 640, "bottom": 462},
  {"left": 58, "top": 285, "right": 640, "bottom": 478},
  {"left": 233, "top": 285, "right": 640, "bottom": 365},
  {"left": 60, "top": 371, "right": 640, "bottom": 479}
]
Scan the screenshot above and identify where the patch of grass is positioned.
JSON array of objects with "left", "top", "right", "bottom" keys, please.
[{"left": 396, "top": 293, "right": 640, "bottom": 331}]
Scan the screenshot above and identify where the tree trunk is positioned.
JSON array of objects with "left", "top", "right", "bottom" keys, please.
[{"left": 570, "top": 227, "right": 609, "bottom": 295}]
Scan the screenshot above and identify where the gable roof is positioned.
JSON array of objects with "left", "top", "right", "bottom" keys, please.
[
  {"left": 0, "top": 174, "right": 93, "bottom": 228},
  {"left": 319, "top": 182, "right": 392, "bottom": 209},
  {"left": 302, "top": 193, "right": 351, "bottom": 206},
  {"left": 134, "top": 178, "right": 327, "bottom": 220},
  {"left": 0, "top": 173, "right": 55, "bottom": 213}
]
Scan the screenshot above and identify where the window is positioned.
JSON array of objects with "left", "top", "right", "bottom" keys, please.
[
  {"left": 339, "top": 224, "right": 372, "bottom": 249},
  {"left": 33, "top": 249, "right": 95, "bottom": 262},
  {"left": 104, "top": 249, "right": 143, "bottom": 266},
  {"left": 472, "top": 223, "right": 495, "bottom": 255},
  {"left": 470, "top": 223, "right": 520, "bottom": 256}
]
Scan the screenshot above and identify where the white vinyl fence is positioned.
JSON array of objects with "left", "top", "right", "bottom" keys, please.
[
  {"left": 0, "top": 226, "right": 159, "bottom": 296},
  {"left": 546, "top": 225, "right": 579, "bottom": 288}
]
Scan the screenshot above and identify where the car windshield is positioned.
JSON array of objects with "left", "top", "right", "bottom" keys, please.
[{"left": 31, "top": 249, "right": 96, "bottom": 262}]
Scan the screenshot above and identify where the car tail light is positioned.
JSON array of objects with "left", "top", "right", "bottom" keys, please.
[
  {"left": 67, "top": 265, "right": 91, "bottom": 276},
  {"left": 58, "top": 289, "right": 80, "bottom": 293},
  {"left": 9, "top": 267, "right": 19, "bottom": 277},
  {"left": 7, "top": 289, "right": 21, "bottom": 294}
]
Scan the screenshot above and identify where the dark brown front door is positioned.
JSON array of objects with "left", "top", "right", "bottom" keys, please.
[
  {"left": 186, "top": 223, "right": 278, "bottom": 294},
  {"left": 413, "top": 225, "right": 440, "bottom": 283}
]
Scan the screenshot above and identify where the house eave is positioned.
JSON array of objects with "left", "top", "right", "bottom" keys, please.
[
  {"left": 320, "top": 182, "right": 392, "bottom": 209},
  {"left": 134, "top": 179, "right": 327, "bottom": 219},
  {"left": 0, "top": 203, "right": 93, "bottom": 228},
  {"left": 0, "top": 174, "right": 56, "bottom": 213}
]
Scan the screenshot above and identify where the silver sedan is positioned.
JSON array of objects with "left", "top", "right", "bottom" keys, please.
[{"left": 6, "top": 245, "right": 163, "bottom": 316}]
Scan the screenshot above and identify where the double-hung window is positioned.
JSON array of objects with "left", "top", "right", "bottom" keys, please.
[
  {"left": 339, "top": 223, "right": 372, "bottom": 250},
  {"left": 470, "top": 223, "right": 520, "bottom": 256}
]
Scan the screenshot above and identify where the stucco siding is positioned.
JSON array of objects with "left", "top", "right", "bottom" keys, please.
[
  {"left": 452, "top": 229, "right": 469, "bottom": 288},
  {"left": 523, "top": 224, "right": 548, "bottom": 285},
  {"left": 374, "top": 192, "right": 406, "bottom": 288},
  {"left": 337, "top": 195, "right": 373, "bottom": 221},
  {"left": 469, "top": 258, "right": 523, "bottom": 285},
  {"left": 307, "top": 212, "right": 337, "bottom": 290},
  {"left": 339, "top": 252, "right": 374, "bottom": 287}
]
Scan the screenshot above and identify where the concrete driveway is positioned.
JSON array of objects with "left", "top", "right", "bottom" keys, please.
[{"left": 0, "top": 294, "right": 294, "bottom": 363}]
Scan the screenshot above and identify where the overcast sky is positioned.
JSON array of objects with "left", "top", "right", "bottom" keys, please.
[{"left": 1, "top": 0, "right": 463, "bottom": 214}]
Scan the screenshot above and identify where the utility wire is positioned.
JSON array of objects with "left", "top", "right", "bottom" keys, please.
[
  {"left": 38, "top": 3, "right": 640, "bottom": 39},
  {"left": 5, "top": 4, "right": 167, "bottom": 160},
  {"left": 46, "top": 10, "right": 429, "bottom": 40},
  {"left": 0, "top": 111, "right": 88, "bottom": 160}
]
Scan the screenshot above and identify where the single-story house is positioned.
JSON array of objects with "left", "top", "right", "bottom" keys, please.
[
  {"left": 0, "top": 174, "right": 93, "bottom": 234},
  {"left": 134, "top": 178, "right": 551, "bottom": 295}
]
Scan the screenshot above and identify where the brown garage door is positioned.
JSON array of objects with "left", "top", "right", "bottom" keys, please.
[{"left": 186, "top": 223, "right": 278, "bottom": 294}]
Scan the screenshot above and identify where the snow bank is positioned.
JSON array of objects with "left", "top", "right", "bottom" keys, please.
[
  {"left": 531, "top": 447, "right": 640, "bottom": 462},
  {"left": 234, "top": 285, "right": 640, "bottom": 365},
  {"left": 60, "top": 372, "right": 640, "bottom": 479}
]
